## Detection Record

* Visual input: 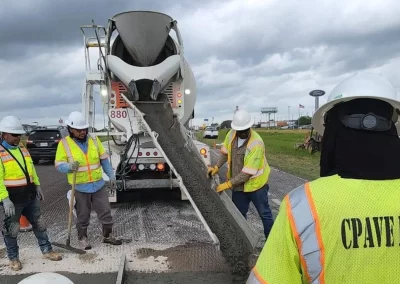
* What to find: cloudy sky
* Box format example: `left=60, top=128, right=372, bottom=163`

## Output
left=1, top=0, right=400, bottom=129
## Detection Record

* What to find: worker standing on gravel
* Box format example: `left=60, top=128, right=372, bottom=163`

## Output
left=55, top=111, right=122, bottom=250
left=207, top=109, right=274, bottom=240
left=247, top=73, right=400, bottom=284
left=0, top=116, right=62, bottom=271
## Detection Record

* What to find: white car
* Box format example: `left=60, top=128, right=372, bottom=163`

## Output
left=203, top=126, right=218, bottom=139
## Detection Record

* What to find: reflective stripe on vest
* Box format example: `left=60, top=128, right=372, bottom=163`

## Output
left=246, top=269, right=264, bottom=284
left=0, top=145, right=34, bottom=187
left=246, top=183, right=325, bottom=284
left=287, top=183, right=325, bottom=283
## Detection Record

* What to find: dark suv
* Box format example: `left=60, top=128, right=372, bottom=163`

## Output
left=26, top=126, right=69, bottom=164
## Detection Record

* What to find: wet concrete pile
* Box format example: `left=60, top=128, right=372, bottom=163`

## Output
left=136, top=95, right=252, bottom=283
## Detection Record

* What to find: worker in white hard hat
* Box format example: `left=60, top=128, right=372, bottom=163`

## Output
left=247, top=72, right=400, bottom=284
left=54, top=111, right=121, bottom=250
left=207, top=109, right=274, bottom=240
left=0, top=116, right=62, bottom=271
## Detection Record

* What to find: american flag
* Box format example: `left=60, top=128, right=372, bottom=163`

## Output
left=299, top=104, right=305, bottom=108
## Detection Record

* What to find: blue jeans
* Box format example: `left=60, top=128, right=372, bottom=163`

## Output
left=1, top=196, right=53, bottom=260
left=232, top=184, right=274, bottom=239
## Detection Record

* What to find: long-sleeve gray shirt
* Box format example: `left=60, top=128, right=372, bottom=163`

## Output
left=215, top=137, right=251, bottom=192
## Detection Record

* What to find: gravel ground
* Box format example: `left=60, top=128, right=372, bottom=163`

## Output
left=0, top=137, right=307, bottom=284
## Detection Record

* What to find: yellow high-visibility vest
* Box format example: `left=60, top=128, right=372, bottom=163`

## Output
left=247, top=174, right=400, bottom=284
left=0, top=144, right=34, bottom=187
left=220, top=129, right=270, bottom=192
left=55, top=135, right=108, bottom=185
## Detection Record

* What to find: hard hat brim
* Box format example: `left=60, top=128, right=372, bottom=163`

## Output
left=0, top=129, right=27, bottom=135
left=312, top=95, right=400, bottom=135
left=231, top=119, right=254, bottom=131
left=66, top=121, right=89, bottom=129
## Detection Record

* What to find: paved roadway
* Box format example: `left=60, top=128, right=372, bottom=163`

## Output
left=0, top=148, right=306, bottom=284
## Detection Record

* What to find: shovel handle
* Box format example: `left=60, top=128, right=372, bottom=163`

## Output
left=67, top=170, right=77, bottom=243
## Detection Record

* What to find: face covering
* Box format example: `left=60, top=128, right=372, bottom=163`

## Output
left=320, top=99, right=400, bottom=180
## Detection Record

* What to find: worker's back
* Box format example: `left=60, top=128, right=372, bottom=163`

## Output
left=249, top=174, right=400, bottom=284
left=305, top=174, right=400, bottom=283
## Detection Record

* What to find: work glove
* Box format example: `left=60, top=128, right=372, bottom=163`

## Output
left=2, top=197, right=15, bottom=217
left=36, top=185, right=44, bottom=201
left=109, top=178, right=117, bottom=189
left=68, top=161, right=80, bottom=171
left=216, top=181, right=232, bottom=193
left=207, top=166, right=219, bottom=178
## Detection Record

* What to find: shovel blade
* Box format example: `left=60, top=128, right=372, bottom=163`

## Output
left=52, top=242, right=86, bottom=254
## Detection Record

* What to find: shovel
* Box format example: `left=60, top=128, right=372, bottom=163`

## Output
left=52, top=170, right=86, bottom=254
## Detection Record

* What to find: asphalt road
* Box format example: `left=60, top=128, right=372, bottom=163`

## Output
left=0, top=149, right=306, bottom=284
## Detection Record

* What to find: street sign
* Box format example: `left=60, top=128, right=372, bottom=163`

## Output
left=204, top=118, right=209, bottom=121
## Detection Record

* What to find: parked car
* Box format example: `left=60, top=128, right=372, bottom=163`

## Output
left=203, top=126, right=218, bottom=139
left=26, top=126, right=69, bottom=164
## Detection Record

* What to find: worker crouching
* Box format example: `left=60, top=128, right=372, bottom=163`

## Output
left=247, top=72, right=400, bottom=283
left=55, top=111, right=121, bottom=250
left=0, top=116, right=62, bottom=271
left=208, top=109, right=274, bottom=240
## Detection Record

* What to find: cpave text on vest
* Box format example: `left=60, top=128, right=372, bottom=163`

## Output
left=341, top=217, right=399, bottom=249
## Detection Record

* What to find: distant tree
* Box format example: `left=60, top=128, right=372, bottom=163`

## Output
left=219, top=120, right=232, bottom=129
left=297, top=116, right=312, bottom=126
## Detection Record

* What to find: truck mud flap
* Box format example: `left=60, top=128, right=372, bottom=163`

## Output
left=133, top=94, right=255, bottom=280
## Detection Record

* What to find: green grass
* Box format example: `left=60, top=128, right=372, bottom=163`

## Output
left=196, top=129, right=321, bottom=181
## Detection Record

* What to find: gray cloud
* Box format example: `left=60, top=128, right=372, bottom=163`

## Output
left=1, top=0, right=400, bottom=128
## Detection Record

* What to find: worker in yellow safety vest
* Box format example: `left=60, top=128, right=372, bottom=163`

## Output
left=247, top=72, right=400, bottom=284
left=55, top=111, right=121, bottom=250
left=207, top=109, right=274, bottom=239
left=0, top=116, right=62, bottom=271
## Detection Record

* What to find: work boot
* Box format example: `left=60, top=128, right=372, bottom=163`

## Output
left=102, top=225, right=122, bottom=245
left=9, top=259, right=22, bottom=271
left=79, top=236, right=92, bottom=250
left=103, top=235, right=122, bottom=245
left=42, top=251, right=62, bottom=261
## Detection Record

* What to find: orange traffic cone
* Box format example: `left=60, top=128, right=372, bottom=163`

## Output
left=20, top=215, right=32, bottom=232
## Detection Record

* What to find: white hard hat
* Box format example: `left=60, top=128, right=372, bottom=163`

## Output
left=65, top=111, right=89, bottom=129
left=18, top=272, right=74, bottom=284
left=231, top=109, right=254, bottom=131
left=312, top=72, right=400, bottom=135
left=0, top=116, right=26, bottom=134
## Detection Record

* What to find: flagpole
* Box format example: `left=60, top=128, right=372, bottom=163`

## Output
left=298, top=104, right=300, bottom=125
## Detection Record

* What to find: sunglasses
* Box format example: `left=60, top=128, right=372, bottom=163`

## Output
left=10, top=134, right=22, bottom=137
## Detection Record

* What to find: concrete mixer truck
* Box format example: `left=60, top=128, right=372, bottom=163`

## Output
left=79, top=11, right=211, bottom=203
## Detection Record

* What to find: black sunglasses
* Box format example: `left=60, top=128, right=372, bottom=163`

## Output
left=10, top=134, right=22, bottom=137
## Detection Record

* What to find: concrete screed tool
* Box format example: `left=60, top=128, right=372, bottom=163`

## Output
left=52, top=170, right=86, bottom=254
